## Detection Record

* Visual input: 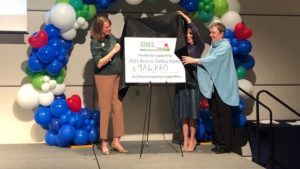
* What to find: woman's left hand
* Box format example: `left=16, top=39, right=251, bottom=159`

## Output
left=182, top=56, right=199, bottom=65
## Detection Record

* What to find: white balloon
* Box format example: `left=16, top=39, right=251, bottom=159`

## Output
left=41, top=83, right=51, bottom=92
left=49, top=3, right=76, bottom=32
left=43, top=11, right=51, bottom=25
left=43, top=76, right=50, bottom=83
left=228, top=0, right=241, bottom=13
left=238, top=79, right=254, bottom=99
left=204, top=16, right=221, bottom=29
left=73, top=22, right=79, bottom=30
left=52, top=83, right=66, bottom=95
left=125, top=0, right=143, bottom=5
left=169, top=0, right=181, bottom=3
left=38, top=91, right=54, bottom=106
left=61, top=28, right=77, bottom=40
left=49, top=80, right=57, bottom=89
left=220, top=11, right=242, bottom=30
left=16, top=84, right=39, bottom=109
left=76, top=17, right=86, bottom=27
left=81, top=22, right=89, bottom=30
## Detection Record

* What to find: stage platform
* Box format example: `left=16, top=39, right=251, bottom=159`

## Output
left=0, top=141, right=263, bottom=169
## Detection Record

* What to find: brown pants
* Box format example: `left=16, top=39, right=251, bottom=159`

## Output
left=94, top=75, right=125, bottom=140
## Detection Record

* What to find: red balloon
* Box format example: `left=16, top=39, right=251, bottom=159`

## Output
left=199, top=99, right=209, bottom=110
left=66, top=94, right=81, bottom=112
left=28, top=30, right=48, bottom=48
left=234, top=22, right=252, bottom=40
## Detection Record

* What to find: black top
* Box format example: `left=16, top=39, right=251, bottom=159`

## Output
left=184, top=22, right=205, bottom=86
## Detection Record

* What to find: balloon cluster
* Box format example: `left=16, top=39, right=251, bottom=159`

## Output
left=17, top=2, right=102, bottom=147
left=35, top=95, right=100, bottom=147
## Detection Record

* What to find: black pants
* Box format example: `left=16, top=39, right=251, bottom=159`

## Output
left=209, top=88, right=234, bottom=151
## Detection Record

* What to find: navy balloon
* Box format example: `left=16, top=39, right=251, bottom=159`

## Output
left=54, top=94, right=66, bottom=100
left=74, top=129, right=89, bottom=145
left=45, top=131, right=57, bottom=146
left=232, top=46, right=239, bottom=55
left=60, top=39, right=73, bottom=51
left=240, top=54, right=255, bottom=70
left=233, top=113, right=247, bottom=128
left=81, top=108, right=93, bottom=119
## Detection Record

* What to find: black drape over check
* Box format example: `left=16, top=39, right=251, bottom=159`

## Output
left=119, top=12, right=210, bottom=99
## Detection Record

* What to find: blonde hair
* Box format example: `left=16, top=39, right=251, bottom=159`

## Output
left=90, top=16, right=112, bottom=40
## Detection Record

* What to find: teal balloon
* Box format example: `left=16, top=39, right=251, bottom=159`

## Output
left=236, top=65, right=246, bottom=79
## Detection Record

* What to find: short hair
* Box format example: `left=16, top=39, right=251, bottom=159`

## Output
left=90, top=16, right=112, bottom=40
left=210, top=22, right=226, bottom=35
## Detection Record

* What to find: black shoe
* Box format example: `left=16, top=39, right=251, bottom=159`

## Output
left=211, top=145, right=220, bottom=152
left=215, top=147, right=231, bottom=154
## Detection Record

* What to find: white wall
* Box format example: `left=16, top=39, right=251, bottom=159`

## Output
left=0, top=0, right=299, bottom=152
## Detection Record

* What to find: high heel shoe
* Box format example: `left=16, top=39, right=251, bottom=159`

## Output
left=101, top=146, right=110, bottom=155
left=111, top=142, right=128, bottom=153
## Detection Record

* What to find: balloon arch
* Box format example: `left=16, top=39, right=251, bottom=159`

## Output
left=17, top=0, right=255, bottom=147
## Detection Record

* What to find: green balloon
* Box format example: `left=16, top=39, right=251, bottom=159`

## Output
left=198, top=2, right=205, bottom=10
left=213, top=0, right=228, bottom=17
left=81, top=4, right=89, bottom=20
left=69, top=0, right=83, bottom=10
left=56, top=0, right=69, bottom=4
left=32, top=74, right=44, bottom=90
left=203, top=4, right=213, bottom=12
left=198, top=11, right=213, bottom=22
left=236, top=66, right=247, bottom=80
left=55, top=74, right=65, bottom=84
left=86, top=5, right=97, bottom=21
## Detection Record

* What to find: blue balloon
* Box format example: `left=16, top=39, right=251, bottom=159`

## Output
left=233, top=97, right=245, bottom=113
left=224, top=29, right=235, bottom=40
left=57, top=124, right=76, bottom=145
left=54, top=94, right=66, bottom=100
left=196, top=120, right=205, bottom=141
left=45, top=131, right=57, bottom=146
left=46, top=59, right=63, bottom=76
left=96, top=0, right=111, bottom=10
left=27, top=53, right=44, bottom=72
left=181, top=0, right=199, bottom=12
left=56, top=48, right=69, bottom=66
left=89, top=128, right=99, bottom=143
left=37, top=45, right=55, bottom=64
left=34, top=106, right=52, bottom=126
left=44, top=24, right=60, bottom=40
left=60, top=39, right=73, bottom=51
left=232, top=46, right=239, bottom=55
left=230, top=38, right=239, bottom=47
left=74, top=129, right=89, bottom=145
left=48, top=39, right=63, bottom=51
left=69, top=114, right=84, bottom=128
left=50, top=99, right=68, bottom=118
left=49, top=118, right=60, bottom=134
left=59, top=113, right=70, bottom=126
left=81, top=108, right=93, bottom=119
left=238, top=40, right=252, bottom=55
